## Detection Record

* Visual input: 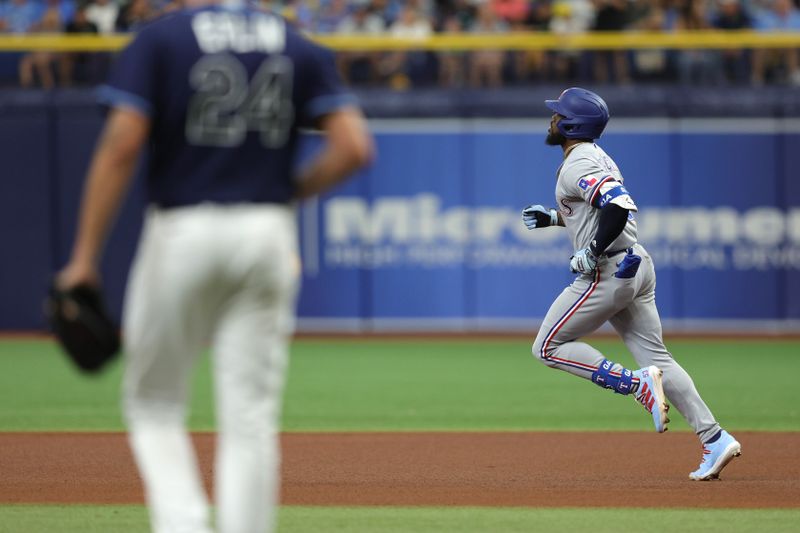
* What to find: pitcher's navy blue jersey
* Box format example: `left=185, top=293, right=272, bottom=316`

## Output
left=98, top=4, right=356, bottom=208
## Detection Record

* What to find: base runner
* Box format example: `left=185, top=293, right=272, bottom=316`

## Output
left=523, top=87, right=741, bottom=481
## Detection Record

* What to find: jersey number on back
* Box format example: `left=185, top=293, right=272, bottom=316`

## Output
left=186, top=53, right=293, bottom=148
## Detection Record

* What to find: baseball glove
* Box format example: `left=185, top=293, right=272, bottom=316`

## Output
left=45, top=282, right=120, bottom=373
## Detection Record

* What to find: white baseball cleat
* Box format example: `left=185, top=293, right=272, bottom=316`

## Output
left=689, top=430, right=742, bottom=481
left=633, top=366, right=670, bottom=433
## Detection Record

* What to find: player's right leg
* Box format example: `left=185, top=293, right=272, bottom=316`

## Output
left=122, top=209, right=217, bottom=533
left=211, top=206, right=299, bottom=533
left=212, top=301, right=294, bottom=533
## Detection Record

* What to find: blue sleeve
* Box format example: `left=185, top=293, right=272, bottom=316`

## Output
left=96, top=27, right=160, bottom=117
left=296, top=40, right=358, bottom=123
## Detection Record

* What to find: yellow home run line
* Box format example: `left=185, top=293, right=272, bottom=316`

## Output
left=1, top=31, right=800, bottom=52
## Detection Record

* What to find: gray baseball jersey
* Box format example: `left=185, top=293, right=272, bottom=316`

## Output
left=556, top=142, right=638, bottom=252
left=531, top=141, right=722, bottom=444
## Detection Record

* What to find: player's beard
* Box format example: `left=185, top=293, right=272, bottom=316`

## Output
left=545, top=129, right=566, bottom=146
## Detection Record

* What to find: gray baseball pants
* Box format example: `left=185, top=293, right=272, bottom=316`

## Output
left=532, top=243, right=721, bottom=444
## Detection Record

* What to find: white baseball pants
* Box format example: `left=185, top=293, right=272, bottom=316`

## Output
left=122, top=204, right=299, bottom=533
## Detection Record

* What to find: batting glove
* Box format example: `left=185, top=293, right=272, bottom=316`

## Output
left=570, top=247, right=598, bottom=274
left=522, top=205, right=559, bottom=230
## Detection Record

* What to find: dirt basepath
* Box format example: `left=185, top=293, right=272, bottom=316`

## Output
left=1, top=432, right=797, bottom=508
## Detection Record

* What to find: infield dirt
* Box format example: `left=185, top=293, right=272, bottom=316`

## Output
left=1, top=432, right=798, bottom=508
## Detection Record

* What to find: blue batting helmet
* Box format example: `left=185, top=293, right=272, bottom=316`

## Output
left=545, top=88, right=610, bottom=140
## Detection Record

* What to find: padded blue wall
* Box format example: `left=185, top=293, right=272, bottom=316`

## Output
left=294, top=124, right=799, bottom=329
left=1, top=94, right=797, bottom=330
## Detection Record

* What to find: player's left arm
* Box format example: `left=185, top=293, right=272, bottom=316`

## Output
left=57, top=108, right=150, bottom=289
left=588, top=204, right=630, bottom=257
left=587, top=178, right=637, bottom=256
left=569, top=175, right=638, bottom=274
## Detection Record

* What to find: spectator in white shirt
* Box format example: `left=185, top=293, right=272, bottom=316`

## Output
left=86, top=0, right=119, bottom=34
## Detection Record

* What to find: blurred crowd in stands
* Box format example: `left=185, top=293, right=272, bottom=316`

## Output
left=1, top=0, right=800, bottom=89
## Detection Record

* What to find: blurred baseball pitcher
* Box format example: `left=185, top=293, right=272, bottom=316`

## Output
left=56, top=1, right=373, bottom=531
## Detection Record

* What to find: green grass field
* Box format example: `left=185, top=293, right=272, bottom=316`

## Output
left=1, top=336, right=798, bottom=532
left=1, top=337, right=797, bottom=432
left=1, top=505, right=799, bottom=533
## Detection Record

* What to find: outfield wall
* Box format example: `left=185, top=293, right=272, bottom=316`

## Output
left=0, top=93, right=798, bottom=332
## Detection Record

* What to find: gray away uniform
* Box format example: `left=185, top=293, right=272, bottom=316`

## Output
left=531, top=142, right=720, bottom=443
